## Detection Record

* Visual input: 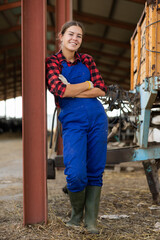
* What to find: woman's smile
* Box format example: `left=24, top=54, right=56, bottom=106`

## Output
left=60, top=25, right=83, bottom=52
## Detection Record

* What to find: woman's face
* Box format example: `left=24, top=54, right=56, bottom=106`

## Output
left=60, top=25, right=83, bottom=52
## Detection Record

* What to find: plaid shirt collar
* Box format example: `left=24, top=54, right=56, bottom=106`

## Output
left=56, top=50, right=81, bottom=65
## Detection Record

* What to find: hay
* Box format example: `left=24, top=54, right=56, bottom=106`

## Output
left=1, top=170, right=160, bottom=240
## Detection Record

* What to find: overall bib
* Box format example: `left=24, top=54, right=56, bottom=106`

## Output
left=58, top=61, right=108, bottom=192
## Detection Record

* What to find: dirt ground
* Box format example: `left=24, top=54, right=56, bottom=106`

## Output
left=0, top=133, right=160, bottom=240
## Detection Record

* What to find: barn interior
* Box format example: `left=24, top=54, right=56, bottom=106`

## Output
left=0, top=0, right=145, bottom=133
left=1, top=1, right=160, bottom=239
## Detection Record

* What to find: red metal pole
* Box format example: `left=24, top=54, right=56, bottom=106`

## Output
left=21, top=0, right=47, bottom=225
left=55, top=0, right=72, bottom=155
left=55, top=0, right=72, bottom=51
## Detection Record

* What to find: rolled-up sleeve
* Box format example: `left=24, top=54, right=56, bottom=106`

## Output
left=46, top=56, right=66, bottom=98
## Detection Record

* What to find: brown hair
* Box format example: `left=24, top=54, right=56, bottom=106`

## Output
left=59, top=20, right=85, bottom=36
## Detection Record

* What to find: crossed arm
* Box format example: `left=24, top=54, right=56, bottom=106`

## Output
left=75, top=87, right=105, bottom=98
left=62, top=82, right=105, bottom=98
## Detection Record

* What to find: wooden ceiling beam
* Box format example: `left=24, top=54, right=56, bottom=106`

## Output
left=0, top=1, right=21, bottom=11
left=0, top=25, right=55, bottom=35
left=85, top=34, right=130, bottom=49
left=0, top=2, right=136, bottom=43
left=81, top=47, right=130, bottom=62
left=47, top=4, right=135, bottom=31
left=0, top=42, right=20, bottom=53
left=125, top=0, right=145, bottom=4
left=74, top=11, right=135, bottom=31
left=0, top=25, right=21, bottom=34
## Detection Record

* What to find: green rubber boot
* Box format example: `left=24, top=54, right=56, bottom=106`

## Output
left=66, top=189, right=86, bottom=227
left=85, top=186, right=101, bottom=234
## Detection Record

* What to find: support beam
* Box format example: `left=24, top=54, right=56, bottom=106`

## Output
left=0, top=25, right=21, bottom=34
left=85, top=34, right=130, bottom=49
left=81, top=47, right=130, bottom=62
left=0, top=25, right=54, bottom=35
left=74, top=11, right=135, bottom=30
left=0, top=1, right=21, bottom=11
left=55, top=0, right=72, bottom=155
left=55, top=0, right=72, bottom=51
left=47, top=4, right=135, bottom=31
left=126, top=0, right=145, bottom=4
left=22, top=0, right=47, bottom=225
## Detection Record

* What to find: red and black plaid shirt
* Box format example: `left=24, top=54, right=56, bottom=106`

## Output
left=46, top=50, right=107, bottom=107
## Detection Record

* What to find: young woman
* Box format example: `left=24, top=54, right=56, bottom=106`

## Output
left=46, top=21, right=108, bottom=234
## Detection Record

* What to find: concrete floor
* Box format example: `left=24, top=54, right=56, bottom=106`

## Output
left=0, top=133, right=23, bottom=201
left=0, top=133, right=22, bottom=179
left=0, top=132, right=66, bottom=201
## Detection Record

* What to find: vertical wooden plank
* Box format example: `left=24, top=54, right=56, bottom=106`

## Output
left=137, top=25, right=141, bottom=85
left=22, top=0, right=47, bottom=225
left=130, top=38, right=134, bottom=90
left=156, top=1, right=160, bottom=76
left=149, top=3, right=156, bottom=77
left=140, top=17, right=146, bottom=83
left=145, top=3, right=149, bottom=78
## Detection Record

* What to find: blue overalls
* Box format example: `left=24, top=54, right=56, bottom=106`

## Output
left=58, top=60, right=108, bottom=193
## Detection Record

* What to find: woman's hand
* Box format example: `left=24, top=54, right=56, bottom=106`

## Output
left=62, top=81, right=92, bottom=98
left=61, top=78, right=95, bottom=98
left=58, top=74, right=70, bottom=85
